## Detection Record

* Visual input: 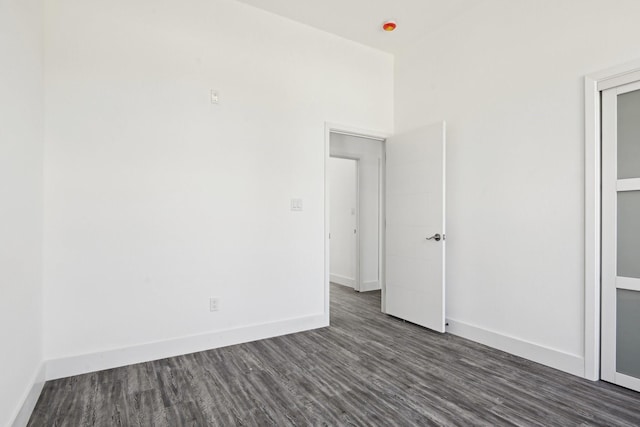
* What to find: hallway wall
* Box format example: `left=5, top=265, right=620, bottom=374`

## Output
left=0, top=0, right=45, bottom=424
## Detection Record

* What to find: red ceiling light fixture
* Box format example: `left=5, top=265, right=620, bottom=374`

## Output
left=382, top=20, right=397, bottom=32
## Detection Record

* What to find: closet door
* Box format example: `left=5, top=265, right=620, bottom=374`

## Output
left=602, top=81, right=640, bottom=392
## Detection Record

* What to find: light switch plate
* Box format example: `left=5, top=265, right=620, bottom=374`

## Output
left=291, top=198, right=303, bottom=211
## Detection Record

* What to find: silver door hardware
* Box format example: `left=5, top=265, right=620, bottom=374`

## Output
left=426, top=233, right=442, bottom=241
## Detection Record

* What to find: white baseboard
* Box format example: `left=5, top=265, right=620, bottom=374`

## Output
left=360, top=280, right=380, bottom=292
left=11, top=363, right=45, bottom=427
left=330, top=274, right=355, bottom=288
left=46, top=314, right=327, bottom=380
left=615, top=372, right=640, bottom=392
left=446, top=318, right=585, bottom=377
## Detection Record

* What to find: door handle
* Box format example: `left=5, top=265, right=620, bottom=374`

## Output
left=426, top=233, right=442, bottom=242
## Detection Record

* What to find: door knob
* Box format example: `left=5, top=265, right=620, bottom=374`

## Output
left=426, top=233, right=442, bottom=241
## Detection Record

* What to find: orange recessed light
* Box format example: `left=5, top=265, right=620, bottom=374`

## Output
left=382, top=21, right=397, bottom=32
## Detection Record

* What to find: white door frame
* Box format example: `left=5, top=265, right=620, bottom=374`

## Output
left=324, top=123, right=389, bottom=324
left=584, top=57, right=640, bottom=381
left=328, top=155, right=361, bottom=291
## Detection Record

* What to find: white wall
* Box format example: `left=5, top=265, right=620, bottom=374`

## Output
left=395, top=0, right=640, bottom=375
left=329, top=158, right=357, bottom=287
left=43, top=0, right=393, bottom=372
left=330, top=134, right=383, bottom=291
left=0, top=0, right=45, bottom=424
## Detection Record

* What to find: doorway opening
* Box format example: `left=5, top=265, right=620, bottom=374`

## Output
left=324, top=124, right=387, bottom=325
left=324, top=122, right=448, bottom=333
left=329, top=134, right=384, bottom=295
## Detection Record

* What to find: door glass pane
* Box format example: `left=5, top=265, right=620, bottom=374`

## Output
left=617, top=191, right=640, bottom=278
left=618, top=89, right=640, bottom=179
left=617, top=289, right=640, bottom=379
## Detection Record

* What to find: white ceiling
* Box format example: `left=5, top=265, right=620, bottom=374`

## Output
left=235, top=0, right=473, bottom=54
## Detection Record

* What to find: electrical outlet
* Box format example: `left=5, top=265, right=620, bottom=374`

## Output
left=209, top=297, right=220, bottom=312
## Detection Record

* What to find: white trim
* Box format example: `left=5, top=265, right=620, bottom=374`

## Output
left=326, top=123, right=389, bottom=142
left=617, top=276, right=640, bottom=292
left=360, top=280, right=380, bottom=292
left=355, top=159, right=361, bottom=292
left=325, top=124, right=331, bottom=325
left=46, top=314, right=326, bottom=380
left=601, top=85, right=618, bottom=383
left=10, top=363, right=45, bottom=427
left=325, top=122, right=389, bottom=324
left=584, top=59, right=640, bottom=381
left=584, top=73, right=601, bottom=381
left=446, top=319, right=585, bottom=377
left=380, top=148, right=387, bottom=313
left=609, top=78, right=640, bottom=95
left=593, top=57, right=640, bottom=90
left=615, top=372, right=640, bottom=392
left=330, top=129, right=385, bottom=142
left=617, top=178, right=640, bottom=192
left=330, top=274, right=355, bottom=288
left=441, top=122, right=447, bottom=331
left=598, top=69, right=640, bottom=91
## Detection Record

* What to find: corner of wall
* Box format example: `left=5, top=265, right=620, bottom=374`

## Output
left=10, top=363, right=46, bottom=427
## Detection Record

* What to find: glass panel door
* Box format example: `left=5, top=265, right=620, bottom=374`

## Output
left=602, top=82, right=640, bottom=392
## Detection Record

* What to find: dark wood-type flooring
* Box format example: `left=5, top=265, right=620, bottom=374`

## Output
left=29, top=284, right=640, bottom=426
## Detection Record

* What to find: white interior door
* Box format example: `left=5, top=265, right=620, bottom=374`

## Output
left=602, top=81, right=640, bottom=392
left=385, top=121, right=446, bottom=332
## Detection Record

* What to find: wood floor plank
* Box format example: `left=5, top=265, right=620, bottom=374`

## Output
left=28, top=284, right=640, bottom=426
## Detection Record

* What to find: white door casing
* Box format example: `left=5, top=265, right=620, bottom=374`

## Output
left=385, top=121, right=446, bottom=332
